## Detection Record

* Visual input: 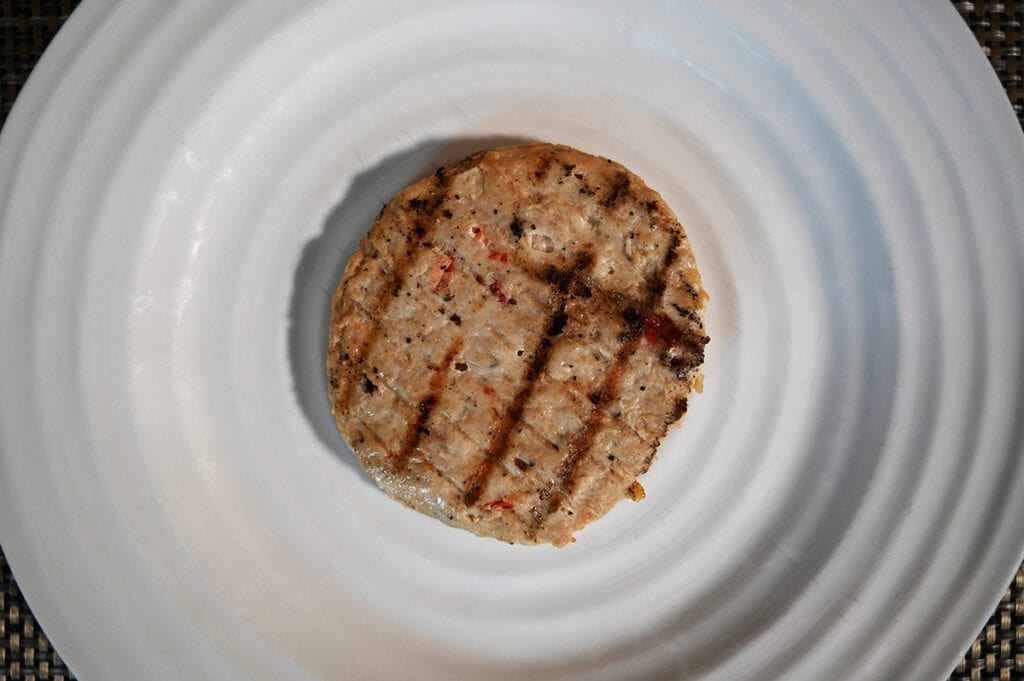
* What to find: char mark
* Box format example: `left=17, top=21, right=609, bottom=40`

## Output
left=533, top=338, right=634, bottom=520
left=334, top=169, right=458, bottom=412
left=463, top=253, right=595, bottom=507
left=534, top=154, right=553, bottom=179
left=671, top=303, right=700, bottom=323
left=390, top=338, right=463, bottom=471
left=545, top=266, right=573, bottom=292
left=668, top=398, right=687, bottom=423
left=509, top=216, right=525, bottom=240
left=463, top=298, right=568, bottom=506
left=663, top=233, right=680, bottom=268
left=602, top=172, right=630, bottom=208
left=534, top=227, right=683, bottom=527
left=620, top=307, right=644, bottom=342
left=408, top=197, right=434, bottom=214
left=546, top=310, right=569, bottom=337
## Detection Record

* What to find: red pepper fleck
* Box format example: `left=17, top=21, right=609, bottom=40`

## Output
left=489, top=251, right=509, bottom=264
left=489, top=280, right=508, bottom=304
left=470, top=225, right=485, bottom=241
left=642, top=313, right=682, bottom=346
left=487, top=499, right=515, bottom=509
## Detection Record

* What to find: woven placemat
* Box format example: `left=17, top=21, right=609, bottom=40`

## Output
left=1, top=2, right=1022, bottom=680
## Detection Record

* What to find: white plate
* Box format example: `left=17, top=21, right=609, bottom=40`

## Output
left=2, top=2, right=1023, bottom=680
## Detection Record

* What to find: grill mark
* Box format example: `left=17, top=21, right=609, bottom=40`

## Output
left=461, top=250, right=595, bottom=507
left=349, top=411, right=466, bottom=508
left=462, top=295, right=570, bottom=507
left=457, top=224, right=699, bottom=514
left=501, top=248, right=651, bottom=318
left=334, top=172, right=456, bottom=413
left=450, top=180, right=686, bottom=315
left=498, top=232, right=695, bottom=320
left=602, top=171, right=631, bottom=208
left=453, top=252, right=658, bottom=438
left=671, top=302, right=702, bottom=325
left=392, top=338, right=464, bottom=472
left=534, top=153, right=553, bottom=179
left=533, top=335, right=640, bottom=520
left=351, top=374, right=485, bottom=479
left=664, top=232, right=681, bottom=269
left=348, top=242, right=610, bottom=499
left=533, top=232, right=682, bottom=525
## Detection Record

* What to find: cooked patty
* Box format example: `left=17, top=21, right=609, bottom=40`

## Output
left=327, top=143, right=708, bottom=546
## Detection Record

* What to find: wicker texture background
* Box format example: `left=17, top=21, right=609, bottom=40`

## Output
left=0, top=1, right=1022, bottom=680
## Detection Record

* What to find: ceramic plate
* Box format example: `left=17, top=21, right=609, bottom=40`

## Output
left=2, top=2, right=1023, bottom=680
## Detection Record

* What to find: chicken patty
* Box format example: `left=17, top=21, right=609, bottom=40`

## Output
left=327, top=143, right=708, bottom=546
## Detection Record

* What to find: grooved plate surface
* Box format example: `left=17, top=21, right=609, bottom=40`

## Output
left=1, top=2, right=1023, bottom=680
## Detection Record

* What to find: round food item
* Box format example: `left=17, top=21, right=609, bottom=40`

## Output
left=327, top=143, right=709, bottom=546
